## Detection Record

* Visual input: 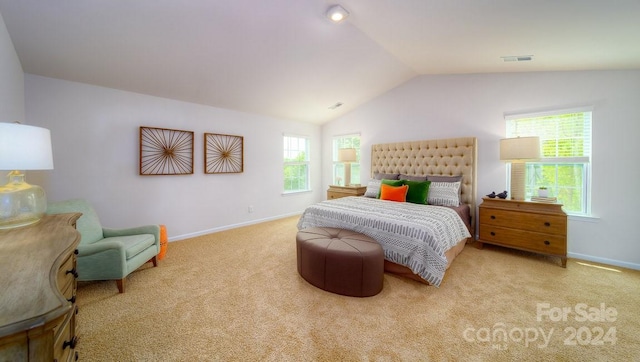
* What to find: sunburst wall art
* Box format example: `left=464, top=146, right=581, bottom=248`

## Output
left=139, top=126, right=194, bottom=175
left=205, top=133, right=244, bottom=174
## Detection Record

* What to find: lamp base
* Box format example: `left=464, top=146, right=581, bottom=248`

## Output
left=0, top=171, right=47, bottom=229
left=344, top=163, right=352, bottom=186
left=510, top=162, right=526, bottom=201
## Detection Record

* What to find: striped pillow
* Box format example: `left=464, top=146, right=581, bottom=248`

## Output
left=428, top=181, right=461, bottom=206
left=364, top=179, right=382, bottom=198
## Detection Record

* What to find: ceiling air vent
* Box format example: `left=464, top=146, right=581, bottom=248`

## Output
left=328, top=102, right=343, bottom=110
left=501, top=55, right=534, bottom=62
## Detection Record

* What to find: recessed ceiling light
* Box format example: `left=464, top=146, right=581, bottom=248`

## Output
left=501, top=55, right=534, bottom=62
left=326, top=5, right=349, bottom=23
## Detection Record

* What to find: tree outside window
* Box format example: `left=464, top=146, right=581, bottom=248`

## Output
left=283, top=135, right=310, bottom=193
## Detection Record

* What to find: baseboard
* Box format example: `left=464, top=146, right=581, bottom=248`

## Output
left=168, top=212, right=302, bottom=242
left=568, top=252, right=640, bottom=271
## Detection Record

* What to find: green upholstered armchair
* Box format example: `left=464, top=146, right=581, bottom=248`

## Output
left=46, top=198, right=160, bottom=293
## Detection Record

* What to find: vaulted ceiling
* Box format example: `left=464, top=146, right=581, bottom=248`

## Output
left=1, top=0, right=638, bottom=124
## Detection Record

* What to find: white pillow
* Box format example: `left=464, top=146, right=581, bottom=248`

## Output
left=428, top=181, right=461, bottom=206
left=364, top=179, right=382, bottom=198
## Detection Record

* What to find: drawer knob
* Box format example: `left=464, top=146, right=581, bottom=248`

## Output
left=63, top=336, right=78, bottom=349
left=490, top=232, right=495, bottom=236
left=490, top=215, right=496, bottom=220
left=66, top=268, right=79, bottom=278
left=544, top=240, right=550, bottom=245
left=544, top=222, right=551, bottom=227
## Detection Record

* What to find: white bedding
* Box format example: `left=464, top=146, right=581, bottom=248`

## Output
left=297, top=196, right=471, bottom=287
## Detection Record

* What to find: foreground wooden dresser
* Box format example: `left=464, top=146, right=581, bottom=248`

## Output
left=477, top=197, right=567, bottom=267
left=0, top=213, right=82, bottom=361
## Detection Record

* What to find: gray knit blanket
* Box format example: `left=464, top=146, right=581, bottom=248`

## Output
left=297, top=196, right=471, bottom=287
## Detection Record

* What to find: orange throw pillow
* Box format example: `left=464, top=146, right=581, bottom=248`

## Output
left=379, top=184, right=408, bottom=202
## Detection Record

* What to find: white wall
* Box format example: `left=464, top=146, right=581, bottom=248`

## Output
left=25, top=75, right=322, bottom=240
left=0, top=11, right=24, bottom=122
left=322, top=70, right=640, bottom=270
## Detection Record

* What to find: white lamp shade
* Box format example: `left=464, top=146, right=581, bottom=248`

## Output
left=0, top=123, right=54, bottom=170
left=338, top=148, right=357, bottom=163
left=500, top=136, right=540, bottom=161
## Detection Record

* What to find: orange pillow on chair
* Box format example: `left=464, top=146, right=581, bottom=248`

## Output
left=379, top=184, right=408, bottom=202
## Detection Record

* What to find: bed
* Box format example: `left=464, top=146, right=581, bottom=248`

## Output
left=297, top=137, right=477, bottom=286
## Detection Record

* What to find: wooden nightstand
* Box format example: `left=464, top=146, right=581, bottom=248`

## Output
left=327, top=185, right=367, bottom=200
left=477, top=197, right=567, bottom=267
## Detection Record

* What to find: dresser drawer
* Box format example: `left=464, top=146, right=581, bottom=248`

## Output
left=327, top=186, right=366, bottom=200
left=479, top=208, right=567, bottom=236
left=56, top=253, right=77, bottom=291
left=53, top=312, right=77, bottom=362
left=479, top=224, right=566, bottom=255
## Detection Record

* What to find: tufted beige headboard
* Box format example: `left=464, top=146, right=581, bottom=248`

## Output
left=371, top=137, right=478, bottom=230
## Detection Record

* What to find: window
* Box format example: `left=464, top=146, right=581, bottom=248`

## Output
left=283, top=135, right=310, bottom=193
left=506, top=109, right=592, bottom=215
left=332, top=134, right=361, bottom=186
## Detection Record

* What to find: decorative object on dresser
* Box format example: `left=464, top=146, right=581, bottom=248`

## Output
left=204, top=133, right=244, bottom=174
left=531, top=196, right=558, bottom=204
left=47, top=198, right=161, bottom=293
left=0, top=213, right=81, bottom=361
left=0, top=122, right=54, bottom=229
left=338, top=148, right=357, bottom=186
left=477, top=197, right=567, bottom=267
left=139, top=126, right=194, bottom=175
left=500, top=136, right=540, bottom=200
left=537, top=186, right=549, bottom=198
left=327, top=185, right=366, bottom=200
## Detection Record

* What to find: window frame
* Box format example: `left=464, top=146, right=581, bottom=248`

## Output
left=505, top=107, right=592, bottom=215
left=332, top=134, right=361, bottom=186
left=282, top=134, right=311, bottom=194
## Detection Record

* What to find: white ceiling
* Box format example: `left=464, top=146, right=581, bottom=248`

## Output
left=1, top=0, right=639, bottom=124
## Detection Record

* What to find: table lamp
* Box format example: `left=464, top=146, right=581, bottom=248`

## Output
left=500, top=136, right=539, bottom=201
left=338, top=148, right=357, bottom=186
left=0, top=122, right=54, bottom=229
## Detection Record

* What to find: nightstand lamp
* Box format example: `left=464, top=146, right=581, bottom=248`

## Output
left=0, top=122, right=54, bottom=229
left=500, top=136, right=539, bottom=201
left=338, top=148, right=357, bottom=186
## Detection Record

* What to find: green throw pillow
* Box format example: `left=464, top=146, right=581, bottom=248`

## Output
left=378, top=179, right=404, bottom=198
left=402, top=180, right=431, bottom=205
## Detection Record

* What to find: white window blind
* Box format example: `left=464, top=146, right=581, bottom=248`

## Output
left=506, top=111, right=592, bottom=162
left=505, top=109, right=592, bottom=215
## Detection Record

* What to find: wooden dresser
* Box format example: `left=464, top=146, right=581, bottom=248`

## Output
left=0, top=213, right=82, bottom=361
left=477, top=197, right=567, bottom=267
left=327, top=185, right=367, bottom=200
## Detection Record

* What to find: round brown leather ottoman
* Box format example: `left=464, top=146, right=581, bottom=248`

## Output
left=296, top=227, right=384, bottom=297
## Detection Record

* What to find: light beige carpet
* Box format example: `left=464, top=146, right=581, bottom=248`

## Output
left=76, top=216, right=640, bottom=361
